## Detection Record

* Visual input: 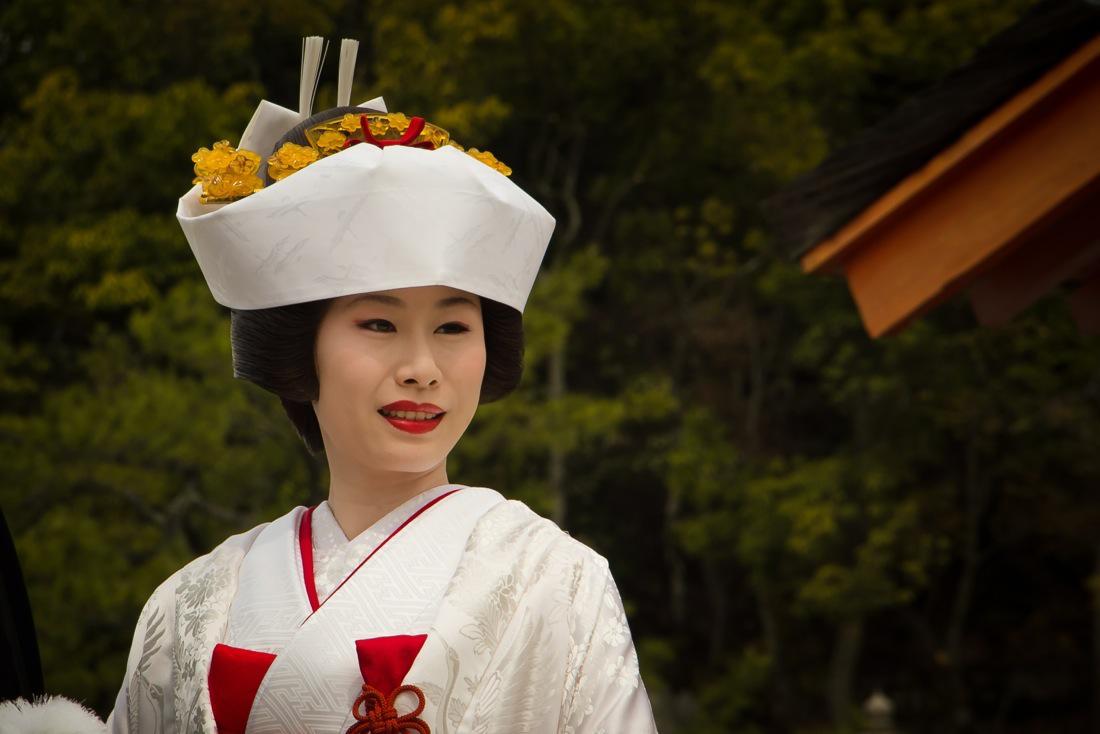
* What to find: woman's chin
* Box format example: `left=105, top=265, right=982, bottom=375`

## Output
left=356, top=444, right=448, bottom=475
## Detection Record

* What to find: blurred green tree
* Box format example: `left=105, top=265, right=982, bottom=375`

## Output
left=7, top=2, right=1100, bottom=734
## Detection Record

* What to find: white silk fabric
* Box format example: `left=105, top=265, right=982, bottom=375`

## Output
left=227, top=485, right=496, bottom=732
left=176, top=131, right=556, bottom=313
left=309, top=500, right=362, bottom=601
left=106, top=487, right=659, bottom=733
left=177, top=94, right=556, bottom=315
left=308, top=492, right=457, bottom=601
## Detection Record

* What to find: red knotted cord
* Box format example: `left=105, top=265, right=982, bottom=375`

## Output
left=345, top=683, right=430, bottom=734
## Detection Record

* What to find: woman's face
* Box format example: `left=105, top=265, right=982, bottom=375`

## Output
left=312, top=284, right=486, bottom=474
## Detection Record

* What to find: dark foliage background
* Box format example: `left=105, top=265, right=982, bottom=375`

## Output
left=4, top=1, right=1098, bottom=731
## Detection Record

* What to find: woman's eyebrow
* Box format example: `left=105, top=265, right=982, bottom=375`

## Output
left=342, top=294, right=477, bottom=310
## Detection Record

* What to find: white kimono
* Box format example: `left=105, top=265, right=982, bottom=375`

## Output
left=105, top=485, right=658, bottom=733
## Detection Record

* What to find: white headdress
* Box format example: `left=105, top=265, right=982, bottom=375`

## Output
left=176, top=37, right=555, bottom=313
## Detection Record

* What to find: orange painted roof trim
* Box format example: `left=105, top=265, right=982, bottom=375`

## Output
left=800, top=33, right=1100, bottom=275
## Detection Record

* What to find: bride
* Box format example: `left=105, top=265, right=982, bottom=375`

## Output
left=98, top=37, right=658, bottom=734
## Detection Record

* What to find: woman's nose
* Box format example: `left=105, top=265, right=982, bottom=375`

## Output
left=395, top=338, right=442, bottom=387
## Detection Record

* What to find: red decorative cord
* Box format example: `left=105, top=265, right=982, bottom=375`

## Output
left=344, top=115, right=436, bottom=151
left=345, top=683, right=430, bottom=734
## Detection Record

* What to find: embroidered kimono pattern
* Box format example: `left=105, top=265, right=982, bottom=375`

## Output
left=309, top=486, right=464, bottom=601
left=106, top=489, right=658, bottom=733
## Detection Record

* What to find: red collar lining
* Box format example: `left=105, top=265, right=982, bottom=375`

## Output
left=297, top=505, right=322, bottom=611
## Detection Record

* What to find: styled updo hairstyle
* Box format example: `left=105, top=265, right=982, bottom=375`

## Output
left=230, top=105, right=525, bottom=456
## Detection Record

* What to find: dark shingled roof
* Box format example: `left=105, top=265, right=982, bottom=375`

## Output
left=765, top=0, right=1100, bottom=261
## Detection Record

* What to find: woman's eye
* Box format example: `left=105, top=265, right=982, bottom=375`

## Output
left=357, top=319, right=395, bottom=332
left=356, top=319, right=468, bottom=334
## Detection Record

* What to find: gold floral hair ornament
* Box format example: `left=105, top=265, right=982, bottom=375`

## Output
left=191, top=141, right=264, bottom=204
left=192, top=112, right=512, bottom=204
left=267, top=142, right=320, bottom=181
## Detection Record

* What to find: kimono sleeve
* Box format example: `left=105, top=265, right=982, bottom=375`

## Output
left=560, top=553, right=658, bottom=733
left=105, top=577, right=177, bottom=734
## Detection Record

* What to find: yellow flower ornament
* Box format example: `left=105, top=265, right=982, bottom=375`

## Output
left=466, top=149, right=512, bottom=177
left=191, top=141, right=264, bottom=204
left=191, top=112, right=512, bottom=203
left=315, top=130, right=347, bottom=154
left=267, top=142, right=320, bottom=182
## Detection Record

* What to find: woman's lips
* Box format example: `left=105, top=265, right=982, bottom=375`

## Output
left=380, top=412, right=444, bottom=434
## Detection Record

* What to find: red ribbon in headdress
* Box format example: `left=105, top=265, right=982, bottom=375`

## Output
left=343, top=115, right=437, bottom=150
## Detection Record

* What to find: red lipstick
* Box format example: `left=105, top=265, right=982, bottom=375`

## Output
left=382, top=401, right=445, bottom=413
left=379, top=401, right=446, bottom=434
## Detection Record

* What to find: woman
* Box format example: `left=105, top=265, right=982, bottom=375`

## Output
left=102, top=37, right=658, bottom=733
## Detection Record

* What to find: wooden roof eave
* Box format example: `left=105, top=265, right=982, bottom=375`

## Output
left=799, top=33, right=1100, bottom=338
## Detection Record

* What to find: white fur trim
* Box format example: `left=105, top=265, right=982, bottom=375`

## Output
left=0, top=696, right=105, bottom=733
